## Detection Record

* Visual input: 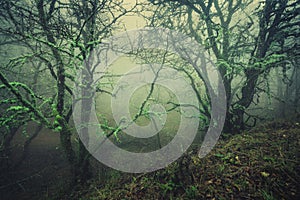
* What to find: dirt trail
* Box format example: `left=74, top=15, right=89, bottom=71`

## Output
left=0, top=125, right=70, bottom=200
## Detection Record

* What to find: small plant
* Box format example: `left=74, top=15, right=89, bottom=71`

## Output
left=260, top=189, right=276, bottom=200
left=185, top=185, right=198, bottom=199
left=159, top=180, right=176, bottom=196
left=217, top=164, right=226, bottom=174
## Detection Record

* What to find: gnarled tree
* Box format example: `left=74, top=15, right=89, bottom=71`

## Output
left=0, top=0, right=137, bottom=182
left=146, top=0, right=300, bottom=133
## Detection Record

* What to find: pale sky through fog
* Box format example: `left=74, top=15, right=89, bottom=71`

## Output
left=122, top=15, right=146, bottom=30
left=121, top=0, right=146, bottom=30
left=120, top=0, right=258, bottom=31
left=107, top=0, right=147, bottom=74
left=106, top=0, right=259, bottom=80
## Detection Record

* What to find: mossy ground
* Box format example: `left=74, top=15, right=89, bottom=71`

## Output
left=66, top=121, right=299, bottom=200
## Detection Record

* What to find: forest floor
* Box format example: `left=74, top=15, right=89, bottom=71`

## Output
left=0, top=120, right=299, bottom=200
left=0, top=126, right=71, bottom=200
left=67, top=120, right=300, bottom=200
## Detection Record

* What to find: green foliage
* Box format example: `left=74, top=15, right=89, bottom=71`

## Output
left=185, top=185, right=198, bottom=199
left=253, top=54, right=286, bottom=71
left=217, top=59, right=232, bottom=74
left=215, top=152, right=240, bottom=165
left=51, top=103, right=58, bottom=116
left=260, top=189, right=276, bottom=200
left=262, top=156, right=276, bottom=163
left=113, top=126, right=121, bottom=142
left=54, top=126, right=62, bottom=132
left=8, top=54, right=33, bottom=69
left=53, top=113, right=63, bottom=132
left=232, top=103, right=246, bottom=111
left=159, top=180, right=176, bottom=196
left=6, top=105, right=29, bottom=112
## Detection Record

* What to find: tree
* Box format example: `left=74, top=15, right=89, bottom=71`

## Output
left=0, top=0, right=137, bottom=183
left=233, top=0, right=300, bottom=129
left=146, top=0, right=300, bottom=132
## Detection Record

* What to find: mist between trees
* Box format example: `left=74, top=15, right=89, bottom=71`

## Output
left=0, top=0, right=299, bottom=188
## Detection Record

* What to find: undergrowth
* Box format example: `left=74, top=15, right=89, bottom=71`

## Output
left=67, top=121, right=300, bottom=200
